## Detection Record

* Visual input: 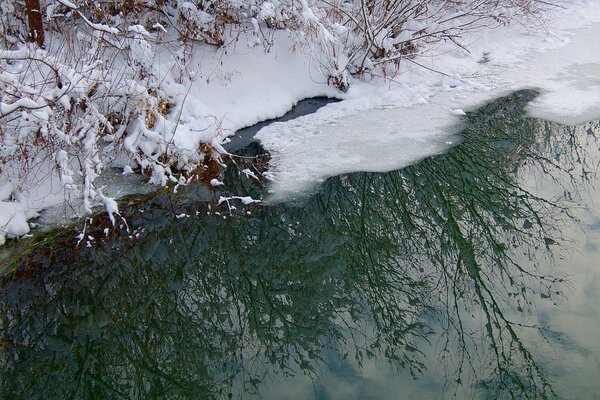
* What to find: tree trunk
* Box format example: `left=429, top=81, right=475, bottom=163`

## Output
left=25, top=0, right=45, bottom=47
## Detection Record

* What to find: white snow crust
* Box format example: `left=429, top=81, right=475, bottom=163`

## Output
left=257, top=1, right=600, bottom=200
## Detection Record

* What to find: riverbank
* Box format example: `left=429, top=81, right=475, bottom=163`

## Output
left=2, top=0, right=600, bottom=245
left=0, top=95, right=328, bottom=272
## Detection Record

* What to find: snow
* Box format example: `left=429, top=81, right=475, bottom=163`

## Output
left=218, top=196, right=261, bottom=206
left=161, top=30, right=340, bottom=142
left=56, top=0, right=77, bottom=9
left=241, top=169, right=259, bottom=181
left=0, top=199, right=30, bottom=246
left=0, top=98, right=40, bottom=117
left=98, top=195, right=120, bottom=226
left=256, top=0, right=600, bottom=200
left=55, top=0, right=121, bottom=34
left=523, top=31, right=600, bottom=125
left=259, top=3, right=276, bottom=20
left=0, top=182, right=31, bottom=244
left=0, top=182, right=13, bottom=201
left=258, top=98, right=461, bottom=199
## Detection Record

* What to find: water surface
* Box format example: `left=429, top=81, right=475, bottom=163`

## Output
left=1, top=91, right=599, bottom=399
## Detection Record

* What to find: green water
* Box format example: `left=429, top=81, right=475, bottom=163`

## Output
left=1, top=91, right=599, bottom=399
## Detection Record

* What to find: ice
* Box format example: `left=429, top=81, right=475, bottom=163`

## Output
left=257, top=6, right=600, bottom=201
left=520, top=25, right=600, bottom=124
left=257, top=100, right=461, bottom=200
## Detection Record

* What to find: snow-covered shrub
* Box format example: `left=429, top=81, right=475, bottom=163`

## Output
left=1, top=1, right=206, bottom=221
left=250, top=0, right=556, bottom=89
left=2, top=4, right=160, bottom=216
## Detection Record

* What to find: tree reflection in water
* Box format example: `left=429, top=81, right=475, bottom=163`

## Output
left=1, top=91, right=598, bottom=399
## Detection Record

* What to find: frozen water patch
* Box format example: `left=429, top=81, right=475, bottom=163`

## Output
left=258, top=100, right=461, bottom=200
left=258, top=7, right=600, bottom=200
left=521, top=25, right=600, bottom=124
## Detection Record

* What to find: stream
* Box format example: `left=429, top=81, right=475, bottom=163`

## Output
left=1, top=91, right=599, bottom=399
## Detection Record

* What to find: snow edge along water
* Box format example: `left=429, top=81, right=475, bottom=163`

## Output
left=3, top=0, right=600, bottom=245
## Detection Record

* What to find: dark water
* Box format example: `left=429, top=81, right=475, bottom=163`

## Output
left=1, top=91, right=599, bottom=399
left=223, top=97, right=339, bottom=153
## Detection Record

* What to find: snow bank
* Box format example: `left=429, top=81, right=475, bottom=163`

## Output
left=257, top=0, right=600, bottom=200
left=154, top=30, right=340, bottom=151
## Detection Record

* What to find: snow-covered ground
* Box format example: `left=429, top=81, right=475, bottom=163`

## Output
left=2, top=0, right=600, bottom=244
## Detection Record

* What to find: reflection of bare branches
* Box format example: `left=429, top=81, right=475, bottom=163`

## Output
left=0, top=91, right=597, bottom=399
left=312, top=91, right=595, bottom=399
